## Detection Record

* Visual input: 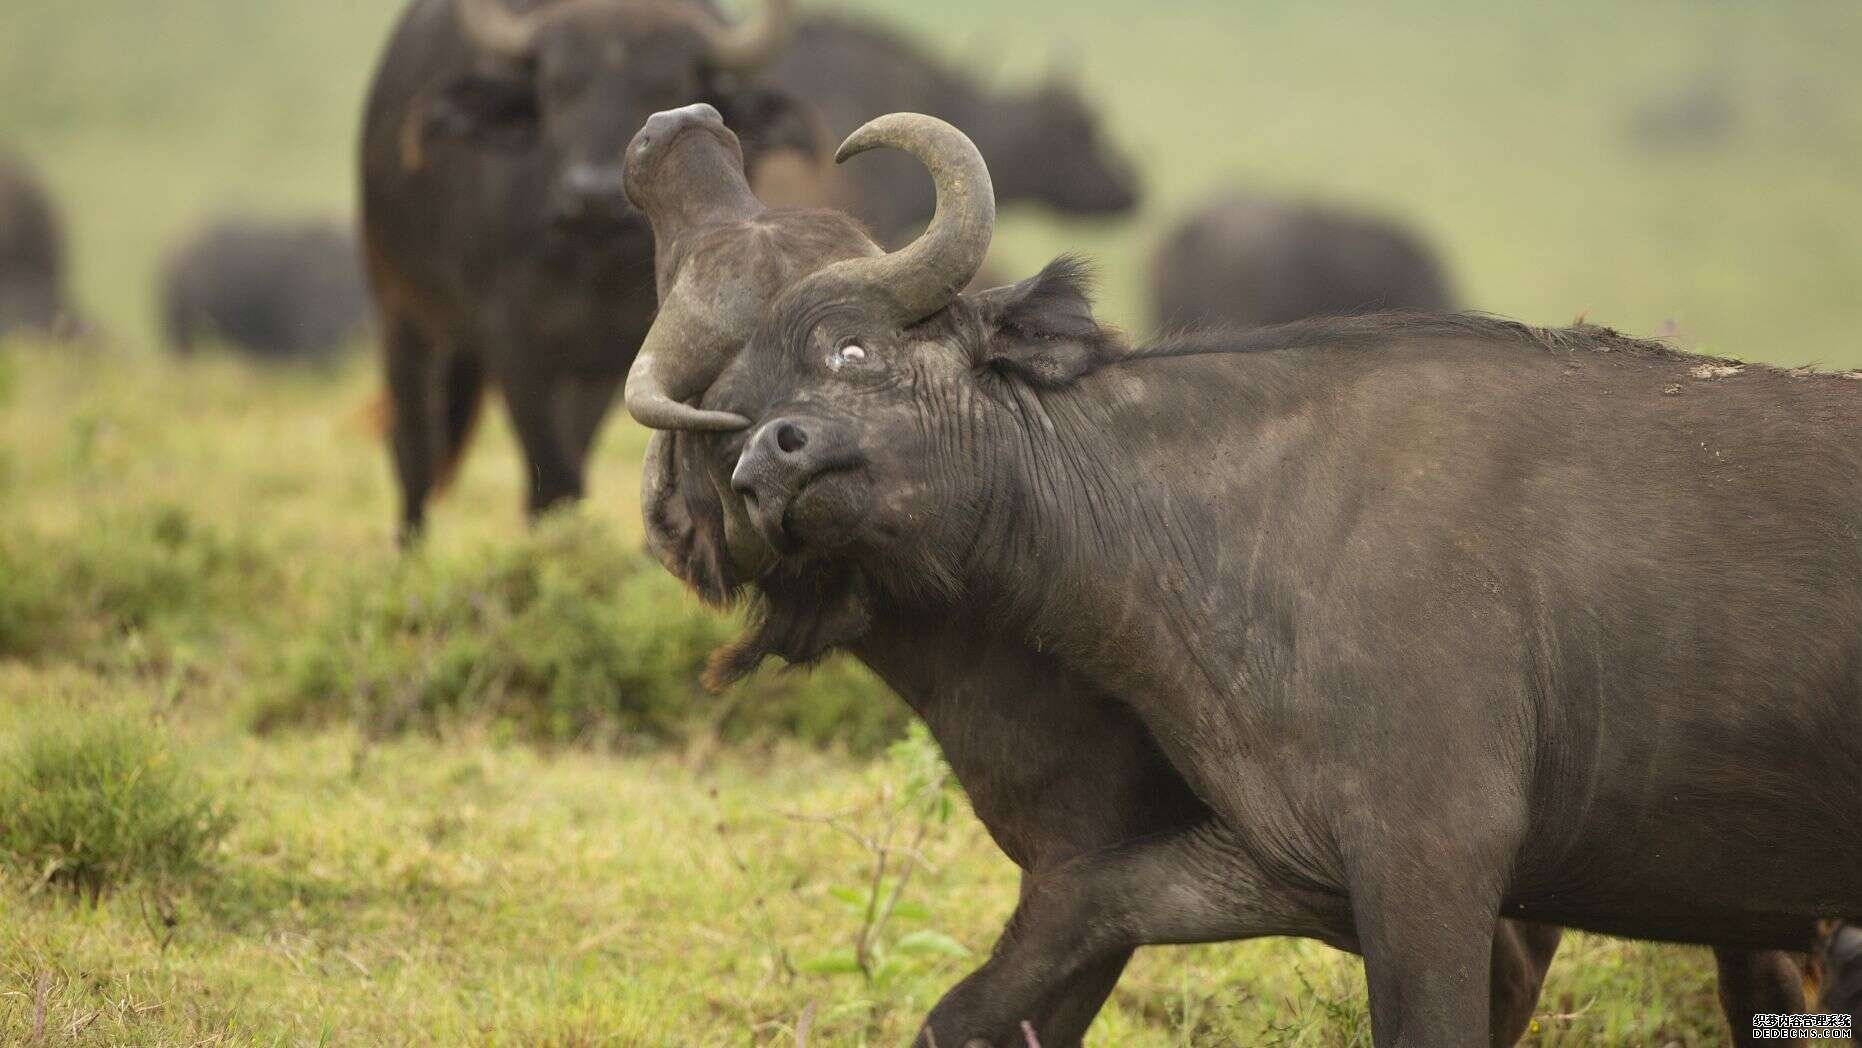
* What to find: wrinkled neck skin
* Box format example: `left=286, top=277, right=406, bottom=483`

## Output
left=861, top=351, right=1352, bottom=935
left=905, top=355, right=1291, bottom=749
left=844, top=351, right=1348, bottom=901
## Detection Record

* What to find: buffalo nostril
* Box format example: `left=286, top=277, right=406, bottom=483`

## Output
left=774, top=421, right=808, bottom=455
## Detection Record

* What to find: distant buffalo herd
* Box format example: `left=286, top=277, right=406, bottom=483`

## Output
left=0, top=148, right=76, bottom=339
left=161, top=218, right=371, bottom=360
left=4, top=2, right=1858, bottom=1045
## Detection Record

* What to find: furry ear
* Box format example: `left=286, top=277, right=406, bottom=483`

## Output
left=424, top=72, right=541, bottom=151
left=970, top=255, right=1118, bottom=388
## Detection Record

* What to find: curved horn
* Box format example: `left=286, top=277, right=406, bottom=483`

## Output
left=820, top=114, right=995, bottom=323
left=457, top=0, right=544, bottom=58
left=625, top=296, right=752, bottom=431
left=695, top=0, right=795, bottom=72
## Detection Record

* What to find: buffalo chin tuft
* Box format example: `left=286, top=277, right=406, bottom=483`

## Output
left=700, top=562, right=875, bottom=690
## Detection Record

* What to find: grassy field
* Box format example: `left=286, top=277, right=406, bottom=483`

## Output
left=3, top=0, right=1860, bottom=1044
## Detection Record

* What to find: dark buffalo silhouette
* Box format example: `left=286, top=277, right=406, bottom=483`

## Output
left=0, top=149, right=74, bottom=339
left=631, top=113, right=1862, bottom=1047
left=1149, top=190, right=1455, bottom=333
left=762, top=12, right=1137, bottom=245
left=161, top=217, right=369, bottom=360
left=359, top=0, right=811, bottom=540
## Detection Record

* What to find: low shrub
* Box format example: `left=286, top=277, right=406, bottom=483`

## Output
left=0, top=501, right=270, bottom=660
left=0, top=713, right=234, bottom=901
left=255, top=511, right=907, bottom=753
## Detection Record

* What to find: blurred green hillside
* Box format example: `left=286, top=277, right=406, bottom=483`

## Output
left=3, top=0, right=1860, bottom=365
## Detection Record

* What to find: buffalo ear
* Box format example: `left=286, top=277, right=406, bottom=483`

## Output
left=425, top=72, right=541, bottom=151
left=971, top=255, right=1117, bottom=388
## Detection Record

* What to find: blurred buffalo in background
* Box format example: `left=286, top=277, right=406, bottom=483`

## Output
left=763, top=12, right=1138, bottom=244
left=0, top=148, right=76, bottom=339
left=1148, top=190, right=1454, bottom=332
left=1623, top=71, right=1737, bottom=152
left=360, top=0, right=815, bottom=540
left=161, top=217, right=369, bottom=360
left=1819, top=923, right=1862, bottom=1017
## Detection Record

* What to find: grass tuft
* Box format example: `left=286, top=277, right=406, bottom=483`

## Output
left=0, top=501, right=270, bottom=660
left=0, top=711, right=233, bottom=901
left=252, top=510, right=907, bottom=753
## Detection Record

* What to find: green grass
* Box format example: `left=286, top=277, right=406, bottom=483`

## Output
left=3, top=0, right=1857, bottom=1042
left=0, top=708, right=233, bottom=902
left=0, top=688, right=1735, bottom=1047
left=252, top=510, right=902, bottom=753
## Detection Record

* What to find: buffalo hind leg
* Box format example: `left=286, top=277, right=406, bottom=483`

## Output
left=383, top=310, right=439, bottom=545
left=1718, top=948, right=1811, bottom=1048
left=502, top=369, right=584, bottom=519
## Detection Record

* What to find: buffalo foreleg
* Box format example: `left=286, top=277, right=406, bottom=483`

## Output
left=502, top=368, right=585, bottom=518
left=553, top=371, right=622, bottom=504
left=916, top=823, right=1277, bottom=1048
left=1350, top=843, right=1511, bottom=1048
left=384, top=311, right=439, bottom=544
left=917, top=828, right=1567, bottom=1048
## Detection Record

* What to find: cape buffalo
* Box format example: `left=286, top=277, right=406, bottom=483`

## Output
left=0, top=149, right=74, bottom=339
left=161, top=217, right=370, bottom=360
left=762, top=12, right=1137, bottom=245
left=359, top=0, right=811, bottom=540
left=632, top=113, right=1861, bottom=1046
left=1149, top=190, right=1455, bottom=332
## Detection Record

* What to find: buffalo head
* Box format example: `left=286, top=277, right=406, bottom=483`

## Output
left=632, top=114, right=1121, bottom=679
left=621, top=101, right=880, bottom=433
left=426, top=0, right=804, bottom=232
left=990, top=77, right=1140, bottom=216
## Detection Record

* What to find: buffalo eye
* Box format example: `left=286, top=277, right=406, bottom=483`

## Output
left=826, top=343, right=867, bottom=372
